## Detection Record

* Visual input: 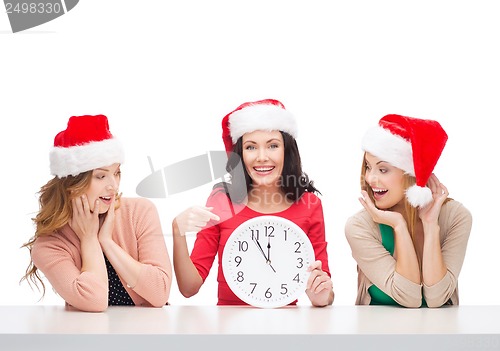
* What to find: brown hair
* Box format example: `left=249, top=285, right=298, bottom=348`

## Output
left=21, top=169, right=123, bottom=296
left=20, top=172, right=93, bottom=295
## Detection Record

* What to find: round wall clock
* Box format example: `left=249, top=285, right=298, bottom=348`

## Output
left=222, top=215, right=315, bottom=308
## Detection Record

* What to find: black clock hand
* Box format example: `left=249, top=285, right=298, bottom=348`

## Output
left=252, top=236, right=268, bottom=261
left=266, top=236, right=276, bottom=272
left=252, top=236, right=276, bottom=273
left=267, top=236, right=271, bottom=263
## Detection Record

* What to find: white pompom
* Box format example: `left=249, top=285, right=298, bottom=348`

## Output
left=405, top=185, right=433, bottom=208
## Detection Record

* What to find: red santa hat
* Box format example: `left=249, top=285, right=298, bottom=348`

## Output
left=361, top=114, right=448, bottom=208
left=49, top=115, right=124, bottom=178
left=221, top=99, right=298, bottom=152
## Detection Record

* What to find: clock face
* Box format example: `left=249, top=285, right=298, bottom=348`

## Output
left=222, top=215, right=315, bottom=308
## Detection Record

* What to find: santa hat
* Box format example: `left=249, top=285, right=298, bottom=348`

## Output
left=49, top=115, right=124, bottom=178
left=221, top=99, right=298, bottom=152
left=361, top=114, right=448, bottom=208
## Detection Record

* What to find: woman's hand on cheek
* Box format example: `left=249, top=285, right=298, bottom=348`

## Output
left=418, top=174, right=449, bottom=224
left=359, top=190, right=406, bottom=229
left=69, top=195, right=100, bottom=241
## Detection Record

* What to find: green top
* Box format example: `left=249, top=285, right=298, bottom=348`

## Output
left=368, top=224, right=426, bottom=307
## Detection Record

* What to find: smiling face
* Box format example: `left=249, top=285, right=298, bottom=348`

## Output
left=363, top=152, right=406, bottom=210
left=85, top=163, right=121, bottom=214
left=242, top=130, right=284, bottom=189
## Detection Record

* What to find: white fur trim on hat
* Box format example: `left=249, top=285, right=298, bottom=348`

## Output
left=406, top=184, right=433, bottom=208
left=361, top=125, right=415, bottom=176
left=50, top=138, right=125, bottom=178
left=229, top=104, right=297, bottom=144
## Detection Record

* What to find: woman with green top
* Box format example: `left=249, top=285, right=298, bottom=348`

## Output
left=345, top=114, right=472, bottom=308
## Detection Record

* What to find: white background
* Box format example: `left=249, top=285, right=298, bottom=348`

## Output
left=1, top=1, right=498, bottom=307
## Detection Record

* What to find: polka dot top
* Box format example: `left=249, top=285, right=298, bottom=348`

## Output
left=104, top=254, right=135, bottom=306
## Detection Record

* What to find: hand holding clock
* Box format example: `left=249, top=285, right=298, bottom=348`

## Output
left=306, top=260, right=334, bottom=307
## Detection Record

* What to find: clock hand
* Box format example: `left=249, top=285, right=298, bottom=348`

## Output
left=267, top=236, right=271, bottom=263
left=268, top=262, right=276, bottom=273
left=252, top=236, right=276, bottom=273
left=266, top=237, right=276, bottom=273
left=252, top=236, right=268, bottom=261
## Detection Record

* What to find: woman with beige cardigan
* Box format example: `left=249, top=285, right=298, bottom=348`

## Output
left=345, top=114, right=472, bottom=308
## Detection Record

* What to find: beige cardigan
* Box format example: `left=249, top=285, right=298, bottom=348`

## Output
left=345, top=200, right=472, bottom=308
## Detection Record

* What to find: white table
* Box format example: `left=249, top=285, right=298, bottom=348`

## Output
left=1, top=305, right=499, bottom=350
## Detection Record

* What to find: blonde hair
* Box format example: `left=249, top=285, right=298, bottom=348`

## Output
left=20, top=171, right=121, bottom=295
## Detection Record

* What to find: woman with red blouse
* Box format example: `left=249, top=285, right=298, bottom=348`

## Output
left=172, top=99, right=334, bottom=307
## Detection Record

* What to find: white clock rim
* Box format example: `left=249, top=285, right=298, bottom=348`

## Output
left=222, top=215, right=316, bottom=308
